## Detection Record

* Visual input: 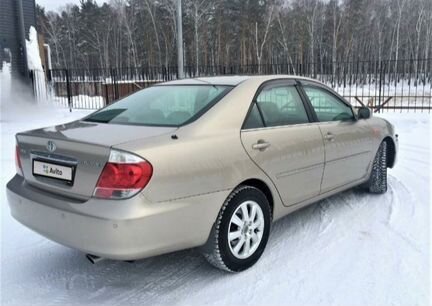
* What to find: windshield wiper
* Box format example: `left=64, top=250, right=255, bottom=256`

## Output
left=83, top=108, right=127, bottom=123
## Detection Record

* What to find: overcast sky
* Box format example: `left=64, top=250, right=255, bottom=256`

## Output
left=36, top=0, right=105, bottom=11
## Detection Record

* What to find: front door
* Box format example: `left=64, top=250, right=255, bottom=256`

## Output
left=301, top=85, right=373, bottom=193
left=241, top=81, right=325, bottom=206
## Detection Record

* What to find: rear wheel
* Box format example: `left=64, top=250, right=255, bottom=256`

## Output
left=202, top=185, right=271, bottom=272
left=365, top=141, right=388, bottom=194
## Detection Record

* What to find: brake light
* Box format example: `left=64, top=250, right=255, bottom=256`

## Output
left=15, top=145, right=23, bottom=176
left=93, top=149, right=153, bottom=199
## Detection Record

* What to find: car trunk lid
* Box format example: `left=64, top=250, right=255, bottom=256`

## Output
left=16, top=120, right=176, bottom=200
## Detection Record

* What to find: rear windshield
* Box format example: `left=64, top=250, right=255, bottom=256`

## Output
left=84, top=85, right=232, bottom=126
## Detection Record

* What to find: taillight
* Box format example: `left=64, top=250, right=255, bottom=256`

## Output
left=15, top=145, right=23, bottom=176
left=93, top=149, right=153, bottom=199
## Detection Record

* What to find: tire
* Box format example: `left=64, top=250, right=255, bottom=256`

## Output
left=202, top=185, right=271, bottom=272
left=365, top=141, right=388, bottom=194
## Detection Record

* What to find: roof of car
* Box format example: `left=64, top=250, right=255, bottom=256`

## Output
left=159, top=75, right=324, bottom=86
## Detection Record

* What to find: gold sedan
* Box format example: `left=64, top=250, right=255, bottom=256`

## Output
left=7, top=76, right=397, bottom=272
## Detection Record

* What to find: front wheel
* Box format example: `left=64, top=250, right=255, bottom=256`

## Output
left=202, top=185, right=271, bottom=272
left=365, top=141, right=388, bottom=194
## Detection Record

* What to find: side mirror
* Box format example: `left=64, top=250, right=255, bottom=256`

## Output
left=358, top=107, right=371, bottom=119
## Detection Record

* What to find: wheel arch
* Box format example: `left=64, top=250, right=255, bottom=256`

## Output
left=236, top=178, right=274, bottom=216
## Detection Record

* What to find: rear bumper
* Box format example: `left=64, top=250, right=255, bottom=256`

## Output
left=6, top=175, right=227, bottom=260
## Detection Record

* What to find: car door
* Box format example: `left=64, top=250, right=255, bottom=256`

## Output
left=241, top=80, right=325, bottom=207
left=300, top=83, right=373, bottom=193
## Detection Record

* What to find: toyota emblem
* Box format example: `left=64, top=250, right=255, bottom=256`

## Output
left=46, top=140, right=56, bottom=152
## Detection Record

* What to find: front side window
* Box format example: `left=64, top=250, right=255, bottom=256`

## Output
left=303, top=86, right=354, bottom=122
left=252, top=84, right=309, bottom=127
left=84, top=85, right=232, bottom=126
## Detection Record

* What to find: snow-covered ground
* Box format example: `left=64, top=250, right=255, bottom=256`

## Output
left=1, top=105, right=430, bottom=306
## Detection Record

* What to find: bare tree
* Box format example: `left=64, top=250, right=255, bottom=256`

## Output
left=330, top=0, right=343, bottom=76
left=44, top=12, right=67, bottom=67
left=36, top=0, right=432, bottom=71
left=115, top=1, right=138, bottom=68
left=413, top=1, right=425, bottom=79
left=303, top=0, right=320, bottom=75
left=394, top=0, right=407, bottom=76
left=188, top=0, right=214, bottom=74
left=160, top=0, right=178, bottom=68
left=276, top=10, right=296, bottom=74
left=254, top=5, right=274, bottom=74
left=144, top=0, right=163, bottom=67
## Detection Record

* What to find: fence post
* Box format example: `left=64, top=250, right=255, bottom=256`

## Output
left=111, top=68, right=118, bottom=100
left=104, top=78, right=109, bottom=106
left=378, top=60, right=384, bottom=113
left=65, top=69, right=72, bottom=112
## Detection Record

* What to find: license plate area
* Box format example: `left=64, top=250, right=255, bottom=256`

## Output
left=32, top=159, right=76, bottom=185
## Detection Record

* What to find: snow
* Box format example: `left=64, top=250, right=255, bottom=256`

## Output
left=26, top=26, right=43, bottom=71
left=1, top=105, right=430, bottom=306
left=332, top=80, right=432, bottom=110
left=25, top=26, right=49, bottom=103
left=0, top=62, right=12, bottom=105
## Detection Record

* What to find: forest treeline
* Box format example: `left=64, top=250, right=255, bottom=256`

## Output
left=36, top=0, right=432, bottom=70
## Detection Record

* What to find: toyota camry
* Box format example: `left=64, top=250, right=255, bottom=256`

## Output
left=6, top=75, right=398, bottom=272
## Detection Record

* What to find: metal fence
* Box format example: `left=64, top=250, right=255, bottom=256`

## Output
left=31, top=58, right=432, bottom=112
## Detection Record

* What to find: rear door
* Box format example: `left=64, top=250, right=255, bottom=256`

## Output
left=300, top=83, right=373, bottom=193
left=241, top=80, right=325, bottom=206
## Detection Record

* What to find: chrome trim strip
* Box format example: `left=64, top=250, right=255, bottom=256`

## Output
left=30, top=151, right=78, bottom=165
left=276, top=162, right=323, bottom=179
left=325, top=150, right=371, bottom=164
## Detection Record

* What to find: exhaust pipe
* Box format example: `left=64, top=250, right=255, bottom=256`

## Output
left=86, top=254, right=104, bottom=264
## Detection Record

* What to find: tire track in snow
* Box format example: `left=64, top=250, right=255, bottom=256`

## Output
left=386, top=175, right=416, bottom=223
left=399, top=144, right=429, bottom=152
left=104, top=252, right=215, bottom=306
left=385, top=225, right=423, bottom=254
left=317, top=200, right=334, bottom=236
left=382, top=176, right=422, bottom=254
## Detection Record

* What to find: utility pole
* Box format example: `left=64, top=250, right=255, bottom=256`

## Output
left=177, top=0, right=184, bottom=79
left=17, top=0, right=28, bottom=76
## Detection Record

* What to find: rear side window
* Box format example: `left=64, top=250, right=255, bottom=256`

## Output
left=84, top=85, right=232, bottom=126
left=254, top=85, right=309, bottom=127
left=303, top=86, right=354, bottom=122
left=243, top=104, right=264, bottom=129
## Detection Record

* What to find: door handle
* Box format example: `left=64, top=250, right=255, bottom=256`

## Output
left=324, top=132, right=335, bottom=142
left=252, top=140, right=271, bottom=151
